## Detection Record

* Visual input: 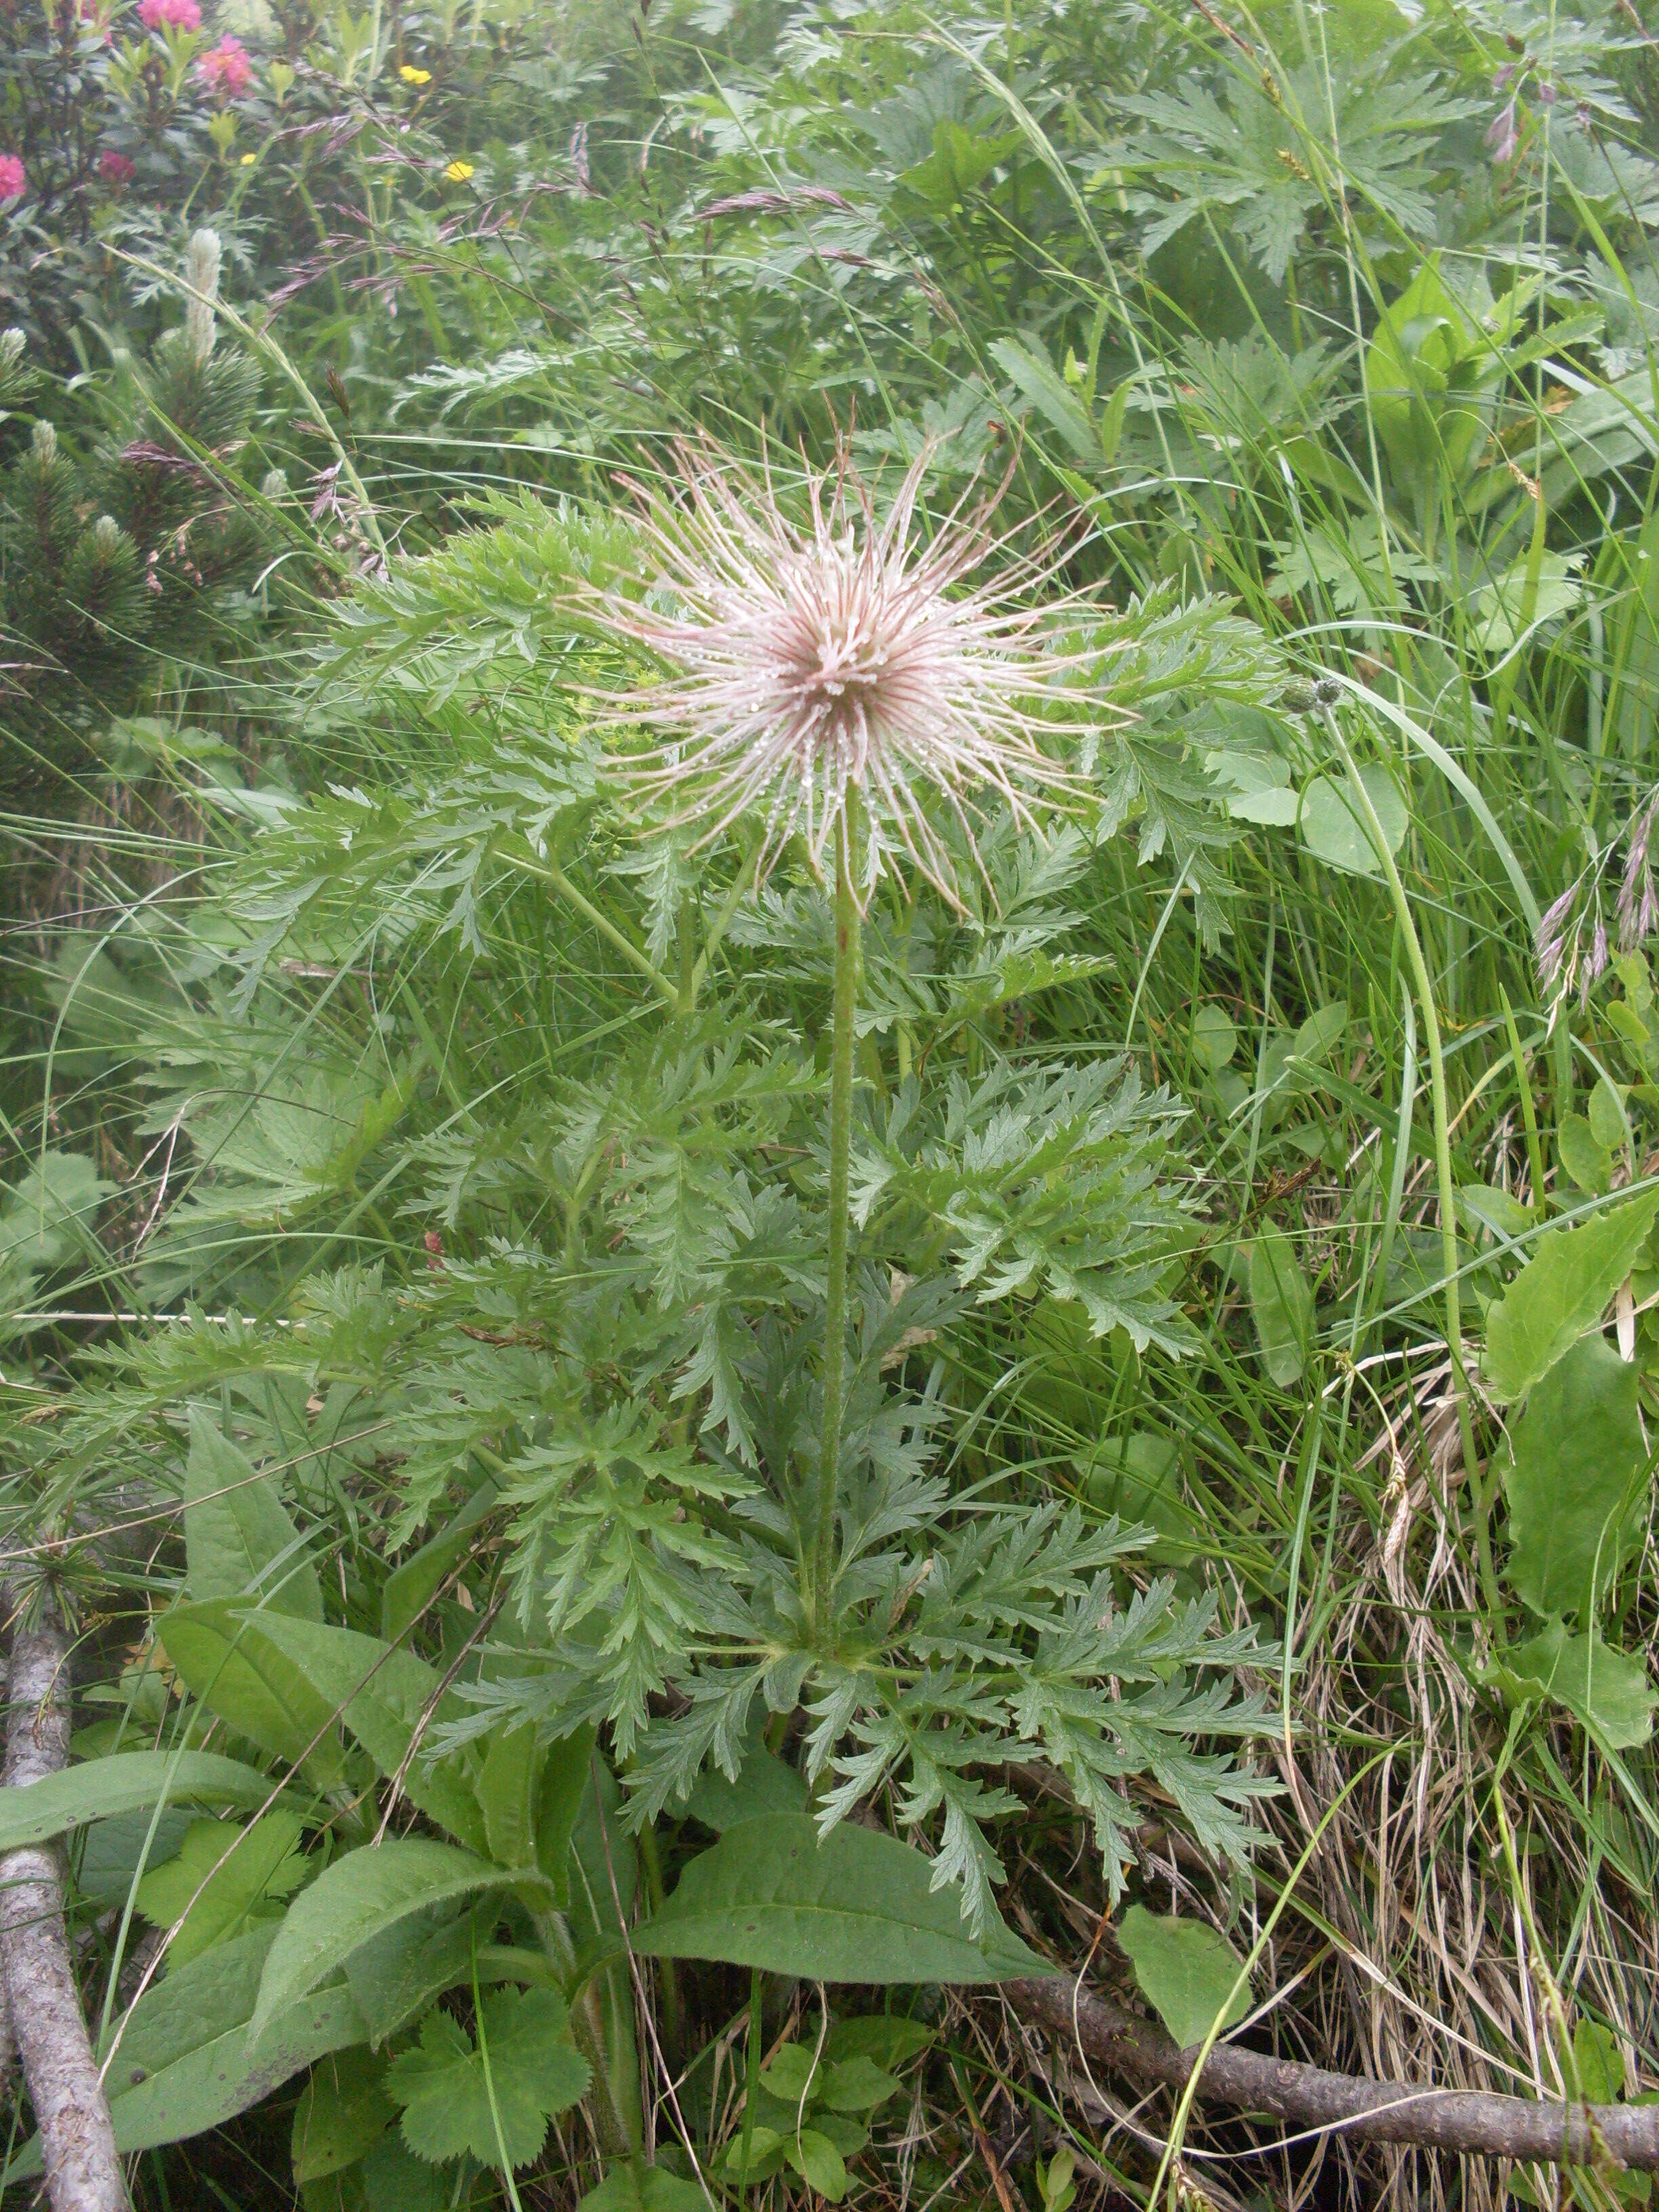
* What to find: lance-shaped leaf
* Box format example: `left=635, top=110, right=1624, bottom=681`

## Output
left=0, top=1750, right=276, bottom=1851
left=251, top=1840, right=541, bottom=2047
left=634, top=1814, right=1052, bottom=1984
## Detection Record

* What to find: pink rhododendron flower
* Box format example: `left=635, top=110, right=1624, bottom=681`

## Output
left=139, top=0, right=201, bottom=29
left=195, top=33, right=251, bottom=94
left=100, top=150, right=136, bottom=184
left=0, top=156, right=24, bottom=205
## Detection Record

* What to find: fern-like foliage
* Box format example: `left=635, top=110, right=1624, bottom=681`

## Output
left=15, top=483, right=1280, bottom=1929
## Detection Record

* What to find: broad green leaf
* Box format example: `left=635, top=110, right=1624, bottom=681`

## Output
left=0, top=1148, right=112, bottom=1275
left=716, top=2124, right=786, bottom=2182
left=533, top=1727, right=594, bottom=1902
left=987, top=335, right=1099, bottom=462
left=790, top=2127, right=849, bottom=2201
left=344, top=1900, right=520, bottom=2046
left=1038, top=2146, right=1078, bottom=2212
left=232, top=1611, right=487, bottom=1853
left=820, top=2056, right=903, bottom=2112
left=633, top=1814, right=1051, bottom=1984
left=1471, top=548, right=1585, bottom=650
left=5, top=1928, right=369, bottom=2177
left=185, top=1409, right=323, bottom=1620
left=1589, top=1079, right=1627, bottom=1153
left=1483, top=1189, right=1659, bottom=1399
left=1189, top=1006, right=1236, bottom=1075
left=684, top=1742, right=807, bottom=1832
left=72, top=1809, right=193, bottom=1908
left=253, top=1840, right=535, bottom=2046
left=161, top=1601, right=348, bottom=1790
left=135, top=1809, right=307, bottom=1965
left=579, top=2165, right=709, bottom=2212
left=1458, top=1183, right=1532, bottom=1242
left=386, top=1988, right=588, bottom=2170
left=475, top=1721, right=545, bottom=1869
left=380, top=1481, right=498, bottom=1645
left=1216, top=752, right=1300, bottom=825
left=1248, top=1227, right=1313, bottom=1388
left=1488, top=1620, right=1657, bottom=1752
left=0, top=1750, right=274, bottom=1851
left=361, top=2135, right=447, bottom=2212
left=1559, top=1113, right=1612, bottom=1196
left=568, top=1753, right=636, bottom=1949
left=904, top=121, right=1021, bottom=209
left=1297, top=769, right=1406, bottom=877
left=824, top=2017, right=935, bottom=2070
left=1568, top=2020, right=1627, bottom=2104
left=1362, top=253, right=1490, bottom=484
left=1290, top=1000, right=1347, bottom=1071
left=1504, top=1335, right=1647, bottom=1617
left=760, top=2043, right=820, bottom=2102
left=1115, top=1904, right=1251, bottom=2051
left=107, top=1923, right=283, bottom=2068
left=87, top=1986, right=369, bottom=2160
left=293, top=2048, right=396, bottom=2183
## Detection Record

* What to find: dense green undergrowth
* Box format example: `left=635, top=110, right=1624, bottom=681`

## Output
left=5, top=2, right=1659, bottom=2209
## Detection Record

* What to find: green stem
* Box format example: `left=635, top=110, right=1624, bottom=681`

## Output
left=1326, top=718, right=1498, bottom=1615
left=1500, top=985, right=1549, bottom=1215
left=504, top=850, right=678, bottom=1007
left=531, top=1908, right=640, bottom=2172
left=636, top=1824, right=682, bottom=2063
left=687, top=827, right=764, bottom=1010
left=737, top=1968, right=764, bottom=2195
left=813, top=815, right=862, bottom=1643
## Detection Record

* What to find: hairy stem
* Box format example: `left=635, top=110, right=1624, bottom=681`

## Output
left=813, top=813, right=862, bottom=1643
left=533, top=1906, right=640, bottom=2171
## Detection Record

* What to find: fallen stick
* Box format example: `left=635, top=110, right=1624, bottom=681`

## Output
left=1009, top=1974, right=1659, bottom=2172
left=1, top=1591, right=129, bottom=2211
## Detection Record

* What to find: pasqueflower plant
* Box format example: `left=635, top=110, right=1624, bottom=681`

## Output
left=483, top=440, right=1277, bottom=1929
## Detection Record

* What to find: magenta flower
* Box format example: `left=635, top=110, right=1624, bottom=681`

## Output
left=1486, top=100, right=1519, bottom=165
left=139, top=0, right=201, bottom=28
left=99, top=149, right=136, bottom=184
left=579, top=438, right=1100, bottom=911
left=195, top=33, right=251, bottom=93
left=0, top=155, right=24, bottom=205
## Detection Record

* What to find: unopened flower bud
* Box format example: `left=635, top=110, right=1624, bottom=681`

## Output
left=184, top=226, right=222, bottom=363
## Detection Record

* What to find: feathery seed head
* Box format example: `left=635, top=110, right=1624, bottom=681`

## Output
left=586, top=437, right=1107, bottom=910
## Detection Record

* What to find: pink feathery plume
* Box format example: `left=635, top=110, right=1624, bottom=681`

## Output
left=575, top=436, right=1114, bottom=912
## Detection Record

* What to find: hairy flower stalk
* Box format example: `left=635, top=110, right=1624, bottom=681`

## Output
left=815, top=791, right=861, bottom=1636
left=586, top=436, right=1102, bottom=1641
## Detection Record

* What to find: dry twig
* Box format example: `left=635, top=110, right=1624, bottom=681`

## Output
left=0, top=1590, right=129, bottom=2211
left=1011, top=1973, right=1659, bottom=2172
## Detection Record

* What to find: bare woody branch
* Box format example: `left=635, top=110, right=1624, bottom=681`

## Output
left=1, top=1590, right=129, bottom=2212
left=1010, top=1973, right=1659, bottom=2174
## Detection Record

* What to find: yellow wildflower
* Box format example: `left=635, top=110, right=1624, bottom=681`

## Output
left=444, top=159, right=474, bottom=182
left=399, top=63, right=430, bottom=83
left=240, top=151, right=255, bottom=164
